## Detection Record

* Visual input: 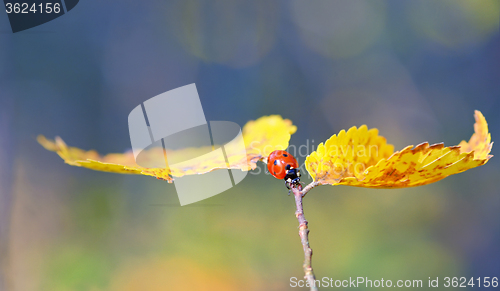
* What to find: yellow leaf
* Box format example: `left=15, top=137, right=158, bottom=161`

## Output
left=38, top=115, right=295, bottom=181
left=243, top=115, right=297, bottom=160
left=37, top=135, right=172, bottom=181
left=305, top=111, right=493, bottom=188
left=458, top=110, right=493, bottom=159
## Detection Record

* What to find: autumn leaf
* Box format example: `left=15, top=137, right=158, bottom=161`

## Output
left=243, top=114, right=297, bottom=161
left=38, top=135, right=174, bottom=181
left=305, top=110, right=493, bottom=188
left=38, top=115, right=296, bottom=182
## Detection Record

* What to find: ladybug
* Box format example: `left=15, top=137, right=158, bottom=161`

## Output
left=267, top=150, right=301, bottom=190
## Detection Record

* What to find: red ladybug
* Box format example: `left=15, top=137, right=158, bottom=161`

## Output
left=267, top=150, right=301, bottom=189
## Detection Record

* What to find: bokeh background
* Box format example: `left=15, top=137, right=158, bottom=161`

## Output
left=1, top=0, right=499, bottom=290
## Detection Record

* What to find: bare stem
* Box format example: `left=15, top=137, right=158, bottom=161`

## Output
left=291, top=181, right=319, bottom=291
left=301, top=181, right=319, bottom=197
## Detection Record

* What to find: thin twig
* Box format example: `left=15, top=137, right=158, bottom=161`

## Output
left=301, top=181, right=319, bottom=197
left=291, top=181, right=318, bottom=291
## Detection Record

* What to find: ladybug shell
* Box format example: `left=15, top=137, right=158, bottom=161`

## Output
left=267, top=150, right=298, bottom=180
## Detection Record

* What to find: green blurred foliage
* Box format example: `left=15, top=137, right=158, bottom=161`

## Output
left=33, top=173, right=463, bottom=290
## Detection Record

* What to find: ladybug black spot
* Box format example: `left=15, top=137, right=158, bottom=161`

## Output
left=283, top=153, right=288, bottom=157
left=285, top=164, right=291, bottom=170
left=274, top=160, right=278, bottom=165
left=273, top=171, right=277, bottom=175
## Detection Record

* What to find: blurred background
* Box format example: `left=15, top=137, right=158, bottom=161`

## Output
left=0, top=0, right=499, bottom=290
